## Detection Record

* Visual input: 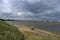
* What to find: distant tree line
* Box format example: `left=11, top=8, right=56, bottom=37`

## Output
left=0, top=19, right=5, bottom=21
left=0, top=19, right=15, bottom=21
left=6, top=19, right=15, bottom=21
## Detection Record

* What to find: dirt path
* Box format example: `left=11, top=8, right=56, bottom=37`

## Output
left=15, top=25, right=60, bottom=38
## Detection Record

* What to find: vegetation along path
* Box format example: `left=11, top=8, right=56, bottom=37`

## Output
left=15, top=25, right=60, bottom=40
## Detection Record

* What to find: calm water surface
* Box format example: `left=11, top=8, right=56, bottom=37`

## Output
left=7, top=21, right=60, bottom=34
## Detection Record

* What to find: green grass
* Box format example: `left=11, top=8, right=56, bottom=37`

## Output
left=0, top=20, right=24, bottom=40
left=24, top=31, right=60, bottom=40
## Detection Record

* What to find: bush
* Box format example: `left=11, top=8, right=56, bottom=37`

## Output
left=31, top=27, right=35, bottom=30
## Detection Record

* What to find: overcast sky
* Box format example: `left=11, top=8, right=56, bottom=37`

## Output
left=0, top=0, right=60, bottom=20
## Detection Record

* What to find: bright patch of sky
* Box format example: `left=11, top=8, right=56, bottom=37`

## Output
left=1, top=0, right=12, bottom=13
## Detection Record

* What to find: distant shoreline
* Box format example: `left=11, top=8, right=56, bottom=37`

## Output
left=6, top=20, right=60, bottom=34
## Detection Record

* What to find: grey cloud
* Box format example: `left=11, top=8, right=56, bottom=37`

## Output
left=25, top=2, right=53, bottom=13
left=0, top=0, right=60, bottom=20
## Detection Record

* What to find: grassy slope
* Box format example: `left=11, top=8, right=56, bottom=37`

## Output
left=24, top=31, right=55, bottom=40
left=0, top=20, right=24, bottom=40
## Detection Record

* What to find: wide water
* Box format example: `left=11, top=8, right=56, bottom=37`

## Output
left=7, top=21, right=60, bottom=34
